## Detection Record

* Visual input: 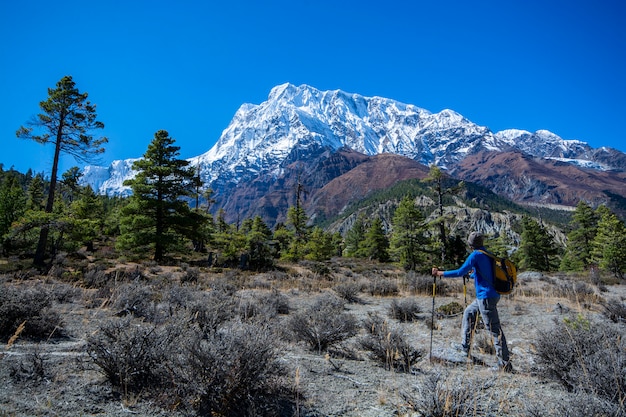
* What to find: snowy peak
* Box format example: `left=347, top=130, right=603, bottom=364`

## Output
left=81, top=83, right=626, bottom=198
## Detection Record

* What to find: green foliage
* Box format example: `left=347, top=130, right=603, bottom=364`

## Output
left=361, top=217, right=390, bottom=262
left=344, top=214, right=367, bottom=257
left=591, top=206, right=626, bottom=279
left=304, top=226, right=336, bottom=261
left=389, top=195, right=430, bottom=271
left=16, top=75, right=107, bottom=264
left=517, top=215, right=560, bottom=271
left=282, top=205, right=310, bottom=261
left=423, top=165, right=465, bottom=264
left=246, top=216, right=274, bottom=269
left=27, top=174, right=45, bottom=211
left=0, top=173, right=26, bottom=249
left=560, top=201, right=599, bottom=272
left=117, top=130, right=206, bottom=262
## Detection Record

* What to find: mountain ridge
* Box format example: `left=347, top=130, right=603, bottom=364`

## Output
left=80, top=83, right=626, bottom=225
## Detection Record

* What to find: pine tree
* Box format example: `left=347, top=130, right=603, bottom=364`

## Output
left=304, top=226, right=335, bottom=262
left=561, top=201, right=599, bottom=272
left=518, top=215, right=559, bottom=271
left=27, top=174, right=45, bottom=211
left=117, top=130, right=204, bottom=262
left=344, top=215, right=367, bottom=257
left=591, top=208, right=626, bottom=279
left=68, top=185, right=104, bottom=252
left=361, top=217, right=390, bottom=262
left=0, top=173, right=26, bottom=252
left=283, top=205, right=309, bottom=261
left=17, top=76, right=107, bottom=265
left=246, top=215, right=274, bottom=270
left=389, top=195, right=429, bottom=271
left=423, top=165, right=464, bottom=265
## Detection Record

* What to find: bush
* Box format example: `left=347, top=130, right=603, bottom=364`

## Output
left=368, top=277, right=399, bottom=296
left=359, top=313, right=423, bottom=372
left=523, top=392, right=625, bottom=417
left=0, top=282, right=62, bottom=341
left=86, top=316, right=183, bottom=394
left=389, top=298, right=421, bottom=322
left=286, top=293, right=358, bottom=353
left=407, top=272, right=450, bottom=296
left=401, top=372, right=503, bottom=417
left=110, top=282, right=162, bottom=322
left=534, top=314, right=626, bottom=406
left=87, top=315, right=294, bottom=416
left=602, top=298, right=626, bottom=323
left=553, top=280, right=602, bottom=305
left=333, top=281, right=362, bottom=304
left=179, top=322, right=292, bottom=416
left=9, top=348, right=49, bottom=385
left=436, top=301, right=464, bottom=317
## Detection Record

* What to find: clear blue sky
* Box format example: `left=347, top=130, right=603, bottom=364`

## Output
left=1, top=0, right=625, bottom=176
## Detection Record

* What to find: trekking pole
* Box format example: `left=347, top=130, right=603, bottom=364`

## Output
left=429, top=271, right=437, bottom=362
left=462, top=273, right=468, bottom=306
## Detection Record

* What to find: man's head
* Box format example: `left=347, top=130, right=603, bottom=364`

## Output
left=467, top=232, right=484, bottom=249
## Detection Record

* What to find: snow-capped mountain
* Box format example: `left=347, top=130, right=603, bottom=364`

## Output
left=80, top=158, right=138, bottom=197
left=80, top=83, right=626, bottom=218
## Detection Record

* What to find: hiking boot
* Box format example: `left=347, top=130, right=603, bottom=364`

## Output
left=451, top=342, right=470, bottom=355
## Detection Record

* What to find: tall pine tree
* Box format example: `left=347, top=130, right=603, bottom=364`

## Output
left=518, top=215, right=559, bottom=271
left=17, top=76, right=107, bottom=265
left=117, top=130, right=204, bottom=262
left=561, top=201, right=599, bottom=271
left=362, top=217, right=390, bottom=262
left=591, top=207, right=626, bottom=279
left=390, top=195, right=429, bottom=271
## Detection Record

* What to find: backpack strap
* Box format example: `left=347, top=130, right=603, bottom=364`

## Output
left=474, top=249, right=495, bottom=285
left=477, top=249, right=496, bottom=260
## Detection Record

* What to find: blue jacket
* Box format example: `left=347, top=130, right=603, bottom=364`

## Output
left=442, top=246, right=500, bottom=299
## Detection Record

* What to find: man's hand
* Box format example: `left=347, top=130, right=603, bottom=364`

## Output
left=431, top=267, right=443, bottom=277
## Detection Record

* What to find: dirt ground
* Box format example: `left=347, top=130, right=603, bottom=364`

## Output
left=1, top=267, right=624, bottom=417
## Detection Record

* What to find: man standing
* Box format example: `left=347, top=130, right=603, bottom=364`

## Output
left=431, top=232, right=512, bottom=372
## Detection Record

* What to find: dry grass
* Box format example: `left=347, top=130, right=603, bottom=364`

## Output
left=1, top=262, right=625, bottom=416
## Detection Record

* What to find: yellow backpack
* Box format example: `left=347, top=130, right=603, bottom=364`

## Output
left=478, top=250, right=517, bottom=295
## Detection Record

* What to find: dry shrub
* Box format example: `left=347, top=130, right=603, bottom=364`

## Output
left=0, top=282, right=63, bottom=341
left=86, top=316, right=183, bottom=394
left=333, top=281, right=362, bottom=304
left=549, top=279, right=604, bottom=306
left=407, top=272, right=450, bottom=296
left=401, top=372, right=505, bottom=417
left=110, top=282, right=162, bottom=322
left=286, top=292, right=358, bottom=353
left=237, top=289, right=290, bottom=321
left=179, top=265, right=199, bottom=284
left=474, top=331, right=495, bottom=355
left=389, top=298, right=422, bottom=322
left=163, top=283, right=235, bottom=328
left=436, top=301, right=464, bottom=317
left=87, top=314, right=293, bottom=416
left=9, top=348, right=50, bottom=385
left=602, top=298, right=626, bottom=323
left=368, top=277, right=399, bottom=296
left=534, top=314, right=626, bottom=407
left=359, top=313, right=423, bottom=372
left=523, top=391, right=625, bottom=417
left=180, top=322, right=292, bottom=416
